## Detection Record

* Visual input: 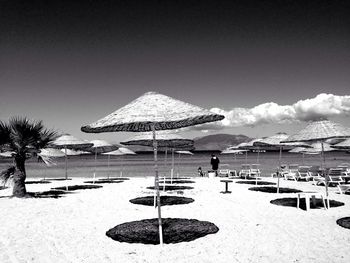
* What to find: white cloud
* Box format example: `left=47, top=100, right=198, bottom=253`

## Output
left=193, top=93, right=350, bottom=132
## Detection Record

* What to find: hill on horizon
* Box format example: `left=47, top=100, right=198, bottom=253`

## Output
left=125, top=133, right=252, bottom=152
left=193, top=134, right=252, bottom=151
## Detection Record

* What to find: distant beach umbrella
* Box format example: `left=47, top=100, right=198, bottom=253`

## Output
left=331, top=138, right=350, bottom=150
left=81, top=91, right=224, bottom=245
left=39, top=148, right=66, bottom=158
left=238, top=139, right=262, bottom=163
left=0, top=151, right=15, bottom=158
left=122, top=132, right=194, bottom=181
left=282, top=120, right=350, bottom=205
left=89, top=140, right=119, bottom=182
left=61, top=149, right=91, bottom=156
left=121, top=132, right=194, bottom=148
left=52, top=134, right=93, bottom=180
left=102, top=147, right=136, bottom=178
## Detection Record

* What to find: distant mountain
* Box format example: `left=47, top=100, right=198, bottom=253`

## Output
left=126, top=133, right=252, bottom=152
left=193, top=134, right=252, bottom=151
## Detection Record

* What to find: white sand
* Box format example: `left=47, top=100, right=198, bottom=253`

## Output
left=1, top=176, right=350, bottom=263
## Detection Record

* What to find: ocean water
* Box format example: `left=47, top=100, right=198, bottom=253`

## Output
left=1, top=151, right=349, bottom=179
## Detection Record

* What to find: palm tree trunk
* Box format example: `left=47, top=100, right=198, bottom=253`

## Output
left=13, top=155, right=27, bottom=197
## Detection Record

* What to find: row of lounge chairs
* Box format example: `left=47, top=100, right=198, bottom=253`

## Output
left=217, top=163, right=350, bottom=194
left=218, top=164, right=261, bottom=179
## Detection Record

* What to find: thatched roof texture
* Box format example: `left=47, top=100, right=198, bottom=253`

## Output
left=81, top=91, right=224, bottom=133
left=121, top=132, right=194, bottom=148
left=282, top=120, right=350, bottom=143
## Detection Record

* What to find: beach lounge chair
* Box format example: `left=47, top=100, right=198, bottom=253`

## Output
left=284, top=164, right=299, bottom=181
left=250, top=164, right=261, bottom=179
left=229, top=169, right=238, bottom=177
left=327, top=168, right=345, bottom=186
left=218, top=169, right=229, bottom=177
left=296, top=166, right=312, bottom=181
left=239, top=164, right=251, bottom=179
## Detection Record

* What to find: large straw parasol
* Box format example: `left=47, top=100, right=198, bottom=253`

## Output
left=51, top=134, right=93, bottom=179
left=81, top=91, right=224, bottom=245
left=38, top=148, right=66, bottom=180
left=102, top=147, right=136, bottom=178
left=121, top=132, right=194, bottom=182
left=88, top=140, right=119, bottom=182
left=282, top=120, right=350, bottom=206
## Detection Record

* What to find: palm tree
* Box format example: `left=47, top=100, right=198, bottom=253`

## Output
left=0, top=117, right=57, bottom=197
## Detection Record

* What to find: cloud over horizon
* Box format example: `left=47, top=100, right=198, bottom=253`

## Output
left=192, top=93, right=350, bottom=132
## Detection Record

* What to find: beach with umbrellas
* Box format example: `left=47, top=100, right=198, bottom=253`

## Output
left=1, top=92, right=350, bottom=263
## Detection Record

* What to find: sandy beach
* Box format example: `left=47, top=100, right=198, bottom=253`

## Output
left=1, top=176, right=349, bottom=263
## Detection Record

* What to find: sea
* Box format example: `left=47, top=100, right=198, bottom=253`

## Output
left=1, top=151, right=349, bottom=179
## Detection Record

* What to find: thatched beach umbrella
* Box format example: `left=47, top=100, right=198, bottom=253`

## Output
left=282, top=120, right=350, bottom=206
left=81, top=91, right=224, bottom=245
left=331, top=138, right=350, bottom=150
left=89, top=140, right=118, bottom=182
left=254, top=133, right=310, bottom=193
left=102, top=147, right=136, bottom=178
left=121, top=132, right=194, bottom=182
left=237, top=139, right=262, bottom=164
left=51, top=135, right=93, bottom=180
left=37, top=148, right=65, bottom=180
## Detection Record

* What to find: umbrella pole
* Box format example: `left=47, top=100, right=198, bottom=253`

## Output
left=152, top=124, right=163, bottom=246
left=164, top=147, right=168, bottom=178
left=277, top=146, right=282, bottom=194
left=245, top=150, right=248, bottom=164
left=321, top=142, right=330, bottom=208
left=257, top=147, right=260, bottom=164
left=171, top=148, right=174, bottom=184
left=93, top=148, right=97, bottom=183
left=107, top=154, right=110, bottom=179
left=177, top=152, right=181, bottom=178
left=64, top=146, right=68, bottom=191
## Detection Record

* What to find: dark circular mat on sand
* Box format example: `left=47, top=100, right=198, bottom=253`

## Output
left=162, top=180, right=195, bottom=184
left=84, top=180, right=123, bottom=184
left=26, top=180, right=52, bottom=184
left=98, top=177, right=130, bottom=181
left=52, top=185, right=103, bottom=191
left=130, top=196, right=194, bottom=206
left=271, top=198, right=344, bottom=210
left=249, top=186, right=302, bottom=193
left=28, top=190, right=70, bottom=199
left=46, top=178, right=72, bottom=181
left=106, top=218, right=219, bottom=244
left=147, top=185, right=193, bottom=191
left=336, top=217, right=350, bottom=229
left=236, top=181, right=276, bottom=185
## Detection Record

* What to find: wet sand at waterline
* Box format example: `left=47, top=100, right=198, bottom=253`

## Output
left=1, top=174, right=349, bottom=263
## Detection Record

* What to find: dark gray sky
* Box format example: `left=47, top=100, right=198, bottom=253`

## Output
left=1, top=0, right=349, bottom=142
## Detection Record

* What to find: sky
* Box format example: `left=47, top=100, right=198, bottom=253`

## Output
left=1, top=0, right=349, bottom=143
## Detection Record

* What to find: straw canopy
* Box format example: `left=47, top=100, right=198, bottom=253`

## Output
left=221, top=149, right=247, bottom=154
left=282, top=120, right=350, bottom=143
left=121, top=132, right=194, bottom=148
left=103, top=147, right=136, bottom=156
left=254, top=133, right=289, bottom=146
left=307, top=142, right=335, bottom=152
left=88, top=139, right=119, bottom=154
left=331, top=138, right=350, bottom=150
left=52, top=135, right=93, bottom=149
left=81, top=91, right=224, bottom=133
left=61, top=149, right=91, bottom=156
left=175, top=150, right=194, bottom=155
left=39, top=148, right=65, bottom=158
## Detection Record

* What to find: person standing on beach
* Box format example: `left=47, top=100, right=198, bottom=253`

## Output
left=210, top=154, right=220, bottom=176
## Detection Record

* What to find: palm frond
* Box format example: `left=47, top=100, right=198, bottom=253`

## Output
left=5, top=117, right=58, bottom=157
